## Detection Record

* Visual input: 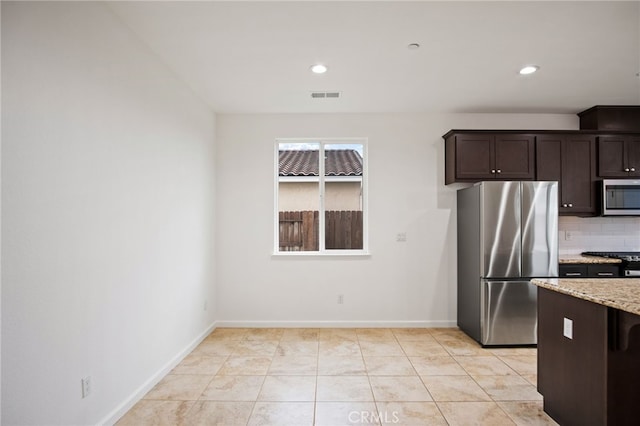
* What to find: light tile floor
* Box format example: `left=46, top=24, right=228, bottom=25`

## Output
left=117, top=328, right=558, bottom=425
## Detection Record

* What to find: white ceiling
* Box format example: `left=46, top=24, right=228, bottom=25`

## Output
left=108, top=1, right=640, bottom=114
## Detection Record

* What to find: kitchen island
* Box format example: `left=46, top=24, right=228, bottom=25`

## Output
left=532, top=278, right=640, bottom=426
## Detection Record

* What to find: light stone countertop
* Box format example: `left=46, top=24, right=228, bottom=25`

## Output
left=559, top=255, right=622, bottom=264
left=532, top=278, right=640, bottom=316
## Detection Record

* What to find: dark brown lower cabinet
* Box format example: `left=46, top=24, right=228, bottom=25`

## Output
left=538, top=288, right=640, bottom=426
left=558, top=263, right=621, bottom=278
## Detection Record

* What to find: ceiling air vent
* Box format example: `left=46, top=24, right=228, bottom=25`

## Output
left=311, top=91, right=341, bottom=99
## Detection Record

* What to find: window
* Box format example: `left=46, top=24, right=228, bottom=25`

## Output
left=275, top=139, right=368, bottom=254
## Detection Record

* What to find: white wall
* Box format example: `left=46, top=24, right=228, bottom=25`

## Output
left=215, top=113, right=577, bottom=327
left=0, top=3, right=3, bottom=420
left=1, top=3, right=216, bottom=425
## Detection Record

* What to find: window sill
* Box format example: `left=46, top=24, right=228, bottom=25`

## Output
left=271, top=251, right=371, bottom=259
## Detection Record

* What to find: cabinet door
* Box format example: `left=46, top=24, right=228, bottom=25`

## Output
left=559, top=264, right=588, bottom=278
left=587, top=264, right=620, bottom=278
left=494, top=135, right=535, bottom=179
left=561, top=137, right=597, bottom=215
left=454, top=134, right=495, bottom=180
left=537, top=288, right=607, bottom=426
left=537, top=135, right=597, bottom=216
left=598, top=136, right=627, bottom=177
left=536, top=136, right=565, bottom=212
left=536, top=137, right=562, bottom=182
left=627, top=137, right=640, bottom=177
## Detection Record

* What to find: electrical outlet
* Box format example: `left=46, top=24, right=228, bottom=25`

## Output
left=565, top=231, right=573, bottom=241
left=337, top=294, right=344, bottom=304
left=81, top=376, right=92, bottom=398
left=563, top=317, right=573, bottom=340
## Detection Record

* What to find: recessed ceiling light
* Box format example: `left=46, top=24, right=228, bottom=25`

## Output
left=519, top=65, right=540, bottom=75
left=310, top=64, right=328, bottom=74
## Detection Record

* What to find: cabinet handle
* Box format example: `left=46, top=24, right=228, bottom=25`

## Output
left=632, top=167, right=636, bottom=172
left=491, top=169, right=496, bottom=174
left=496, top=169, right=502, bottom=174
left=597, top=272, right=614, bottom=276
left=625, top=168, right=630, bottom=172
left=562, top=203, right=568, bottom=208
left=568, top=203, right=573, bottom=207
left=565, top=272, right=583, bottom=276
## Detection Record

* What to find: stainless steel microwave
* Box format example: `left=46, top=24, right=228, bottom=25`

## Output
left=602, top=179, right=640, bottom=216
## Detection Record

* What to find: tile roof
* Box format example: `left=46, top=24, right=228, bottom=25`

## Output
left=279, top=149, right=363, bottom=176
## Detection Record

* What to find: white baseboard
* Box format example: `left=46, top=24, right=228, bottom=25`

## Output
left=99, top=321, right=217, bottom=426
left=215, top=320, right=457, bottom=328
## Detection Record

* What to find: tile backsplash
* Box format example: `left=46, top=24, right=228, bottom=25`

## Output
left=558, top=216, right=640, bottom=255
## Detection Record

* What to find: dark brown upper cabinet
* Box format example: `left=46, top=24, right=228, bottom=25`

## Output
left=536, top=134, right=597, bottom=216
left=597, top=135, right=640, bottom=178
left=578, top=105, right=640, bottom=132
left=444, top=132, right=535, bottom=184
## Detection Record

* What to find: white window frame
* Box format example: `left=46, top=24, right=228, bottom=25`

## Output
left=274, top=138, right=369, bottom=256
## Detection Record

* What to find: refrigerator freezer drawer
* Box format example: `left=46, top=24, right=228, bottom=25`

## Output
left=481, top=280, right=538, bottom=346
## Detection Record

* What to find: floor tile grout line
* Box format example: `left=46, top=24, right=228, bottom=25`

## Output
left=430, top=400, right=451, bottom=426
left=358, top=332, right=379, bottom=413
left=245, top=346, right=274, bottom=425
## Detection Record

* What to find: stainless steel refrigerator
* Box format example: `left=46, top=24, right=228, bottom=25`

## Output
left=457, top=181, right=558, bottom=346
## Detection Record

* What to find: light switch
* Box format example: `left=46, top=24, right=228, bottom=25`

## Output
left=563, top=317, right=573, bottom=339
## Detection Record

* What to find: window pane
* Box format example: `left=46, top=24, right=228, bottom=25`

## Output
left=278, top=142, right=320, bottom=251
left=324, top=144, right=364, bottom=250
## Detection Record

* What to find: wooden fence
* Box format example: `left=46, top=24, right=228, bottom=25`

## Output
left=279, top=210, right=363, bottom=251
